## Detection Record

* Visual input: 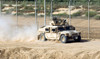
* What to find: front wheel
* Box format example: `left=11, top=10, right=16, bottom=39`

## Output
left=74, top=36, right=81, bottom=42
left=60, top=35, right=68, bottom=43
left=38, top=33, right=47, bottom=41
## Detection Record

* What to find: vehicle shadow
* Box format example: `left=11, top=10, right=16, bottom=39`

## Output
left=67, top=39, right=90, bottom=43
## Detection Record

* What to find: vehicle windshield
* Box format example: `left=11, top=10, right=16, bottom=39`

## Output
left=65, top=26, right=75, bottom=30
left=58, top=27, right=65, bottom=31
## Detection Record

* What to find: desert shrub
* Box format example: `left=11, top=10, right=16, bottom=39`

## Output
left=6, top=10, right=10, bottom=14
left=95, top=15, right=100, bottom=20
left=21, top=1, right=27, bottom=7
left=53, top=13, right=68, bottom=17
left=16, top=13, right=23, bottom=15
left=2, top=5, right=5, bottom=9
left=6, top=9, right=13, bottom=14
left=72, top=11, right=82, bottom=17
left=13, top=12, right=23, bottom=16
left=75, top=6, right=81, bottom=9
left=24, top=6, right=34, bottom=11
left=85, top=11, right=97, bottom=17
left=28, top=14, right=35, bottom=16
left=37, top=7, right=43, bottom=11
left=9, top=4, right=12, bottom=7
left=98, top=12, right=100, bottom=14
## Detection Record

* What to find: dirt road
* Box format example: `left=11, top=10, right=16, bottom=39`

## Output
left=0, top=39, right=100, bottom=59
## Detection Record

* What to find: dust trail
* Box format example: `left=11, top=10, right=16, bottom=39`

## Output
left=0, top=15, right=37, bottom=42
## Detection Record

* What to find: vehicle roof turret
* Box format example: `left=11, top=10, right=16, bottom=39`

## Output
left=50, top=17, right=69, bottom=26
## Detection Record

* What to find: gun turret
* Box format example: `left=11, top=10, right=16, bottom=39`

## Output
left=50, top=17, right=69, bottom=26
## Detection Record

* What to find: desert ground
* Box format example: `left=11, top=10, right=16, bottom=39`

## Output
left=0, top=16, right=100, bottom=59
left=0, top=39, right=100, bottom=59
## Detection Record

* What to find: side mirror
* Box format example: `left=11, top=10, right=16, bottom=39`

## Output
left=73, top=27, right=75, bottom=30
left=71, top=26, right=75, bottom=30
left=67, top=26, right=75, bottom=30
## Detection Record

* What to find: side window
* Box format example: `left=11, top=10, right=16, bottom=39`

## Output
left=52, top=28, right=57, bottom=33
left=45, top=28, right=50, bottom=33
left=52, top=29, right=55, bottom=32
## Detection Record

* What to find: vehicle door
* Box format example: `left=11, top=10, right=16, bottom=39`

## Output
left=50, top=27, right=58, bottom=39
left=45, top=27, right=52, bottom=39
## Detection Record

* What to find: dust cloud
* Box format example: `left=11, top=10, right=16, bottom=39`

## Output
left=0, top=15, right=37, bottom=42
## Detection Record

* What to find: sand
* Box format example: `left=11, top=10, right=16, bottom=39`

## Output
left=0, top=16, right=100, bottom=59
left=0, top=40, right=100, bottom=59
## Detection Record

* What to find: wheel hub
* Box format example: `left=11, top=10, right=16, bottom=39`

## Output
left=62, top=37, right=65, bottom=42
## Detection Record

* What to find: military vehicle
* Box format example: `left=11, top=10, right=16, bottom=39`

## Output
left=37, top=17, right=81, bottom=43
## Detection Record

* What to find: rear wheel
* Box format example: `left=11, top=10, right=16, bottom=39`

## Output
left=38, top=33, right=47, bottom=41
left=74, top=36, right=81, bottom=42
left=60, top=35, right=68, bottom=43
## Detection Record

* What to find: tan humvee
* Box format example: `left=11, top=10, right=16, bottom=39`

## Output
left=37, top=17, right=81, bottom=43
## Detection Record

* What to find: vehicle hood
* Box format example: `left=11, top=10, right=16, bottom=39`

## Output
left=59, top=30, right=80, bottom=35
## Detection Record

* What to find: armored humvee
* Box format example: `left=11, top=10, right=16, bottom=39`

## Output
left=37, top=17, right=81, bottom=43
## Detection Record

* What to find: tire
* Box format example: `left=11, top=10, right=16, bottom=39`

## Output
left=74, top=36, right=81, bottom=42
left=39, top=33, right=47, bottom=41
left=60, top=35, right=68, bottom=43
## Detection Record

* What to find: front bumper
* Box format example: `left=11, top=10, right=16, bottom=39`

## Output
left=68, top=35, right=80, bottom=39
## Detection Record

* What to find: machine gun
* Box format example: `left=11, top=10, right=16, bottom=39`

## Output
left=50, top=17, right=69, bottom=26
